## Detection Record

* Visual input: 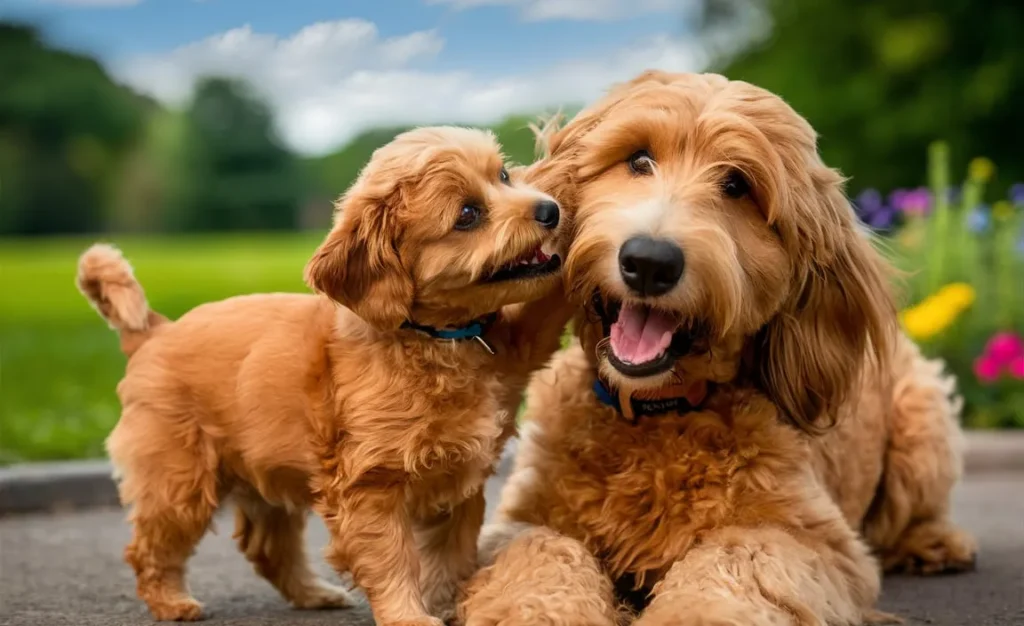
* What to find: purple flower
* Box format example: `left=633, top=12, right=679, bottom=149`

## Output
left=853, top=189, right=897, bottom=230
left=1010, top=183, right=1024, bottom=206
left=966, top=205, right=990, bottom=233
left=867, top=206, right=896, bottom=229
left=888, top=189, right=909, bottom=211
left=899, top=187, right=932, bottom=216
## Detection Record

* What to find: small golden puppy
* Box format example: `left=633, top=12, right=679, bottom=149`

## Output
left=77, top=127, right=572, bottom=625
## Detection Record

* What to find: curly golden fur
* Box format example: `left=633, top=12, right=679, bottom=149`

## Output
left=459, top=72, right=976, bottom=626
left=78, top=127, right=573, bottom=624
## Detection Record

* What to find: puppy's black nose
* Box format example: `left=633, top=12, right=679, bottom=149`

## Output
left=533, top=200, right=560, bottom=230
left=618, top=236, right=685, bottom=297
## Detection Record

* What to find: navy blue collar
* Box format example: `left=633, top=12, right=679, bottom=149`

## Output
left=400, top=313, right=498, bottom=353
left=593, top=376, right=710, bottom=422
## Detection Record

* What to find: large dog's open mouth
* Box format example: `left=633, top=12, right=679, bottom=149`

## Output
left=486, top=243, right=562, bottom=283
left=596, top=294, right=701, bottom=378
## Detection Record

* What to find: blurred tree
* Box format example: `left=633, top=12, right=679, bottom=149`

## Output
left=169, top=77, right=302, bottom=231
left=305, top=126, right=409, bottom=202
left=302, top=114, right=568, bottom=208
left=708, top=0, right=1024, bottom=192
left=0, top=22, right=150, bottom=234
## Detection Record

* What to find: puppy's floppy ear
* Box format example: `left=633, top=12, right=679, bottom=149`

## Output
left=757, top=167, right=897, bottom=434
left=305, top=190, right=413, bottom=329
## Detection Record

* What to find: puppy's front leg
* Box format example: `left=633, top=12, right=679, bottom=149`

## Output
left=324, top=486, right=442, bottom=626
left=416, top=489, right=486, bottom=622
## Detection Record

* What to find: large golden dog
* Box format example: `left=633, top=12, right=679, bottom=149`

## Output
left=459, top=72, right=975, bottom=626
left=78, top=127, right=573, bottom=625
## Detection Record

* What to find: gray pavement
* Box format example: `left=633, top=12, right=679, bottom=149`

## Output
left=1, top=470, right=1021, bottom=626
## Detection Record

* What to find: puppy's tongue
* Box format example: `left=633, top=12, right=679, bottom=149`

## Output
left=609, top=303, right=676, bottom=364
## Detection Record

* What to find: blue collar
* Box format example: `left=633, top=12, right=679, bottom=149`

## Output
left=400, top=313, right=498, bottom=353
left=593, top=376, right=710, bottom=422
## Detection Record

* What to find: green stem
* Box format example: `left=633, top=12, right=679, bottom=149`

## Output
left=926, top=142, right=950, bottom=295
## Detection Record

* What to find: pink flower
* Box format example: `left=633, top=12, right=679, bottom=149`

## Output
left=974, top=355, right=1002, bottom=384
left=986, top=332, right=1024, bottom=365
left=1009, top=355, right=1024, bottom=380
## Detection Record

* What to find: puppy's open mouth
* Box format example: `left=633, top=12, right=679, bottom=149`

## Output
left=597, top=296, right=700, bottom=378
left=486, top=243, right=562, bottom=283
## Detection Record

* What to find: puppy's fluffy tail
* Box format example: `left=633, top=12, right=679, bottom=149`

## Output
left=77, top=244, right=167, bottom=356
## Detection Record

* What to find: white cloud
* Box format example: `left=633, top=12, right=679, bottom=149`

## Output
left=426, top=0, right=680, bottom=22
left=113, top=19, right=704, bottom=155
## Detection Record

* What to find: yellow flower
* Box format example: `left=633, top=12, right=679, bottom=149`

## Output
left=900, top=283, right=975, bottom=341
left=936, top=282, right=976, bottom=309
left=992, top=200, right=1014, bottom=222
left=968, top=157, right=995, bottom=183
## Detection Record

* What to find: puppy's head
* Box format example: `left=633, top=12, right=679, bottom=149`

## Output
left=306, top=126, right=564, bottom=330
left=546, top=71, right=896, bottom=432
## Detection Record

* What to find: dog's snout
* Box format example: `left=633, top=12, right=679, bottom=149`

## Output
left=618, top=236, right=685, bottom=297
left=533, top=200, right=560, bottom=230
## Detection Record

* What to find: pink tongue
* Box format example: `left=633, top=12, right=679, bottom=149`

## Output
left=609, top=303, right=676, bottom=364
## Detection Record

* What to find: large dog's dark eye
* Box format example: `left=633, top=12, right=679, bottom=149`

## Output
left=722, top=169, right=750, bottom=198
left=499, top=167, right=510, bottom=185
left=455, top=205, right=483, bottom=231
left=627, top=150, right=655, bottom=176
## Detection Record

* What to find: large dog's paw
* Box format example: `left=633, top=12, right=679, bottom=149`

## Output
left=382, top=618, right=445, bottom=626
left=883, top=521, right=977, bottom=575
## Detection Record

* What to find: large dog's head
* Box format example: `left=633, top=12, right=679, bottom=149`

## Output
left=306, top=126, right=565, bottom=330
left=542, top=71, right=897, bottom=431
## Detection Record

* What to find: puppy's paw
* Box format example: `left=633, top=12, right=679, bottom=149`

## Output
left=422, top=580, right=458, bottom=623
left=148, top=596, right=204, bottom=622
left=290, top=579, right=356, bottom=610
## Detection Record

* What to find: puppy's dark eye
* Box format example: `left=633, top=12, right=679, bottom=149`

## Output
left=722, top=169, right=750, bottom=198
left=499, top=167, right=510, bottom=185
left=627, top=150, right=655, bottom=176
left=455, top=205, right=483, bottom=231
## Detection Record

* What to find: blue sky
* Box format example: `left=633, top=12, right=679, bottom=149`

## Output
left=2, top=0, right=704, bottom=154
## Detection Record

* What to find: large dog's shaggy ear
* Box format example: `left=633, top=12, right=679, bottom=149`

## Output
left=757, top=168, right=898, bottom=433
left=305, top=190, right=413, bottom=330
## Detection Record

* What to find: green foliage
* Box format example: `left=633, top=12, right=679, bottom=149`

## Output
left=714, top=0, right=1024, bottom=192
left=0, top=23, right=150, bottom=234
left=0, top=233, right=320, bottom=463
left=167, top=78, right=303, bottom=231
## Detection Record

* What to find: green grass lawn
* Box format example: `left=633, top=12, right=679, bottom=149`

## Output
left=0, top=233, right=324, bottom=464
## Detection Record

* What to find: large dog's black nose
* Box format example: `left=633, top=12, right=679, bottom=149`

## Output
left=533, top=200, right=560, bottom=230
left=618, top=236, right=685, bottom=297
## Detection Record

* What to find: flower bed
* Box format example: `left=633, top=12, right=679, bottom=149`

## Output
left=854, top=143, right=1024, bottom=427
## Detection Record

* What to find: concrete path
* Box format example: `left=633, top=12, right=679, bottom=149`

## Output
left=1, top=470, right=1021, bottom=626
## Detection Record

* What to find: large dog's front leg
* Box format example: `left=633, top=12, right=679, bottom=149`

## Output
left=459, top=522, right=622, bottom=626
left=635, top=526, right=884, bottom=626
